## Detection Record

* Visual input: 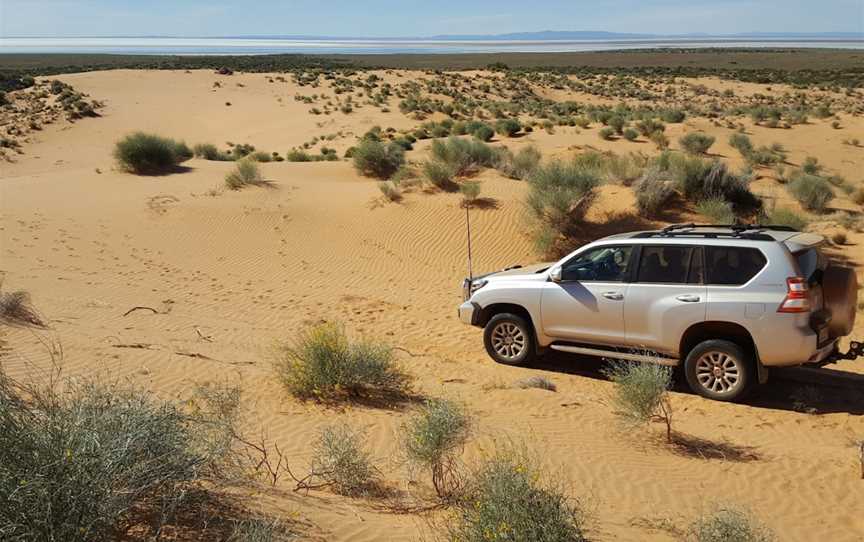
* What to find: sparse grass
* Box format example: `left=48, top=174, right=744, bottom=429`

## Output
left=494, top=145, right=542, bottom=180
left=604, top=360, right=674, bottom=443
left=764, top=207, right=808, bottom=230
left=447, top=447, right=586, bottom=542
left=728, top=133, right=753, bottom=157
left=679, top=132, right=715, bottom=155
left=0, top=370, right=243, bottom=541
left=227, top=517, right=290, bottom=542
left=352, top=139, right=405, bottom=179
left=688, top=507, right=775, bottom=542
left=649, top=130, right=670, bottom=150
left=697, top=197, right=736, bottom=223
left=514, top=376, right=557, bottom=392
left=114, top=132, right=192, bottom=174
left=310, top=424, right=379, bottom=496
left=271, top=322, right=411, bottom=402
left=788, top=173, right=835, bottom=212
left=378, top=181, right=402, bottom=202
left=634, top=169, right=675, bottom=217
left=225, top=159, right=264, bottom=190
left=402, top=398, right=471, bottom=500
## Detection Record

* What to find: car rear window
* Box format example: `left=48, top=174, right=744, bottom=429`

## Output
left=705, top=247, right=767, bottom=286
left=795, top=248, right=827, bottom=283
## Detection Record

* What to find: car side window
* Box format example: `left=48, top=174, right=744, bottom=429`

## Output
left=705, top=247, right=767, bottom=286
left=561, top=246, right=633, bottom=282
left=636, top=246, right=696, bottom=284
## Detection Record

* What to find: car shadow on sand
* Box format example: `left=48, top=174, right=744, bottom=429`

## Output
left=531, top=350, right=864, bottom=415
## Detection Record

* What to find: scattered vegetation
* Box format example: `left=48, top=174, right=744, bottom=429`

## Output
left=688, top=507, right=775, bottom=542
left=493, top=145, right=542, bottom=180
left=352, top=139, right=405, bottom=179
left=114, top=132, right=192, bottom=174
left=604, top=361, right=674, bottom=443
left=787, top=173, right=835, bottom=212
left=763, top=207, right=808, bottom=230
left=308, top=424, right=379, bottom=496
left=697, top=197, right=736, bottom=223
left=679, top=132, right=716, bottom=155
left=271, top=322, right=411, bottom=402
left=193, top=142, right=233, bottom=161
left=225, top=159, right=265, bottom=190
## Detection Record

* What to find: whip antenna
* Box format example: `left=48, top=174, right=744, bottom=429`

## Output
left=466, top=203, right=474, bottom=281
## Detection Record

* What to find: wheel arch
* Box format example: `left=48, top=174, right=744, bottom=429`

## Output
left=679, top=321, right=766, bottom=382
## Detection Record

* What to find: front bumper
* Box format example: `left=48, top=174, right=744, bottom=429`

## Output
left=458, top=301, right=480, bottom=326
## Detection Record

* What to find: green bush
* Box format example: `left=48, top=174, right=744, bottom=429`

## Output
left=114, top=132, right=192, bottom=174
left=352, top=139, right=405, bottom=179
left=689, top=507, right=775, bottom=542
left=660, top=109, right=686, bottom=123
left=472, top=124, right=495, bottom=142
left=403, top=398, right=471, bottom=499
left=679, top=132, right=716, bottom=155
left=460, top=180, right=482, bottom=204
left=788, top=173, right=834, bottom=212
left=447, top=448, right=586, bottom=542
left=225, top=159, right=264, bottom=190
left=430, top=137, right=495, bottom=175
left=670, top=158, right=759, bottom=209
left=604, top=361, right=673, bottom=442
left=423, top=160, right=458, bottom=191
left=598, top=127, right=616, bottom=140
left=194, top=143, right=234, bottom=161
left=0, top=372, right=240, bottom=541
left=635, top=119, right=665, bottom=137
left=634, top=170, right=675, bottom=217
left=622, top=128, right=638, bottom=141
left=495, top=118, right=522, bottom=137
left=764, top=207, right=808, bottom=230
left=310, top=424, right=378, bottom=496
left=697, top=197, right=736, bottom=223
left=802, top=156, right=821, bottom=175
left=728, top=133, right=753, bottom=157
left=650, top=131, right=670, bottom=150
left=493, top=145, right=542, bottom=180
left=271, top=322, right=410, bottom=401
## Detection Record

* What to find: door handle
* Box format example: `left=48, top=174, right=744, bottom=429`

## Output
left=602, top=292, right=624, bottom=300
left=676, top=294, right=701, bottom=303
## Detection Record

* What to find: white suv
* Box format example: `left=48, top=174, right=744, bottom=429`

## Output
left=458, top=224, right=861, bottom=401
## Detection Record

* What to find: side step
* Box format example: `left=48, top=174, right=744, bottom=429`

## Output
left=549, top=344, right=679, bottom=367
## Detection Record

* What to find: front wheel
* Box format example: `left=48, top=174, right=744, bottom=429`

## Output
left=683, top=340, right=753, bottom=402
left=483, top=313, right=536, bottom=366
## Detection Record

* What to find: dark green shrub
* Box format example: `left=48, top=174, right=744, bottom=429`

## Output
left=635, top=119, right=665, bottom=137
left=599, top=127, right=616, bottom=140
left=495, top=118, right=521, bottom=137
left=423, top=160, right=457, bottom=191
left=728, top=133, right=753, bottom=157
left=472, top=124, right=495, bottom=142
left=251, top=151, right=272, bottom=162
left=447, top=448, right=586, bottom=542
left=679, top=132, right=716, bottom=155
left=608, top=115, right=626, bottom=134
left=193, top=143, right=233, bottom=161
left=802, top=156, right=821, bottom=175
left=271, top=322, right=411, bottom=401
left=430, top=137, right=495, bottom=175
left=352, top=139, right=405, bottom=179
left=660, top=109, right=686, bottom=123
left=114, top=132, right=192, bottom=174
left=622, top=128, right=638, bottom=141
left=788, top=173, right=834, bottom=212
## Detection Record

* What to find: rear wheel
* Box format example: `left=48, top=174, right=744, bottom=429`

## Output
left=684, top=340, right=753, bottom=402
left=483, top=313, right=535, bottom=366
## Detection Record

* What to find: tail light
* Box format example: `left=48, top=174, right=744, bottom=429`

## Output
left=778, top=277, right=811, bottom=313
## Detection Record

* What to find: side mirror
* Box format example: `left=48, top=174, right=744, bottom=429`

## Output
left=550, top=267, right=562, bottom=283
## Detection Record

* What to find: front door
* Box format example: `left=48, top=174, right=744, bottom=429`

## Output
left=540, top=245, right=634, bottom=345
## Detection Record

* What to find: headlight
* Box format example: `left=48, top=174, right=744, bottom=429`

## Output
left=463, top=278, right=488, bottom=300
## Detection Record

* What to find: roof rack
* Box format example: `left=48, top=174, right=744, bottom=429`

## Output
left=660, top=223, right=797, bottom=234
left=635, top=223, right=795, bottom=242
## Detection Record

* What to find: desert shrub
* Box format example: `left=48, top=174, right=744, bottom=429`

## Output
left=352, top=139, right=405, bottom=179
left=802, top=156, right=821, bottom=175
left=688, top=507, right=775, bottom=542
left=604, top=360, right=673, bottom=442
left=527, top=159, right=600, bottom=254
left=430, top=137, right=495, bottom=175
left=852, top=188, right=864, bottom=205
left=679, top=132, right=716, bottom=155
left=285, top=149, right=314, bottom=162
left=423, top=160, right=458, bottom=191
left=635, top=119, right=665, bottom=137
left=728, top=133, right=753, bottom=156
left=0, top=372, right=240, bottom=541
left=495, top=118, right=521, bottom=137
left=392, top=136, right=413, bottom=151
left=114, top=132, right=192, bottom=174
left=634, top=169, right=675, bottom=217
left=271, top=322, right=410, bottom=401
left=602, top=153, right=644, bottom=185
left=697, top=197, right=736, bottom=223
left=0, top=289, right=46, bottom=328
left=514, top=376, right=557, bottom=392
left=494, top=145, right=541, bottom=180
left=447, top=448, right=586, bottom=542
left=649, top=130, right=670, bottom=150
left=460, top=180, right=482, bottom=205
left=671, top=158, right=759, bottom=210
left=788, top=173, right=835, bottom=212
left=599, top=127, right=616, bottom=140
left=622, top=128, right=638, bottom=141
left=403, top=398, right=471, bottom=499
left=608, top=115, right=627, bottom=134
left=832, top=231, right=847, bottom=245
left=378, top=181, right=402, bottom=202
left=250, top=151, right=272, bottom=162
left=194, top=143, right=233, bottom=161
left=471, top=123, right=495, bottom=142
left=746, top=144, right=786, bottom=166
left=227, top=517, right=289, bottom=542
left=225, top=159, right=264, bottom=190
left=765, top=207, right=808, bottom=230
left=309, top=424, right=378, bottom=496
left=231, top=143, right=255, bottom=159
left=660, top=109, right=686, bottom=123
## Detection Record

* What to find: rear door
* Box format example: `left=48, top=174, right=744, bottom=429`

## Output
left=624, top=245, right=706, bottom=356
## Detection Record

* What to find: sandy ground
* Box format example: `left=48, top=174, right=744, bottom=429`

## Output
left=1, top=69, right=864, bottom=541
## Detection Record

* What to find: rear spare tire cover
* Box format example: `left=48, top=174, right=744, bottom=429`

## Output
left=823, top=266, right=857, bottom=337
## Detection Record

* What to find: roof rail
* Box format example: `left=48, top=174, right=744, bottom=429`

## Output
left=660, top=223, right=798, bottom=235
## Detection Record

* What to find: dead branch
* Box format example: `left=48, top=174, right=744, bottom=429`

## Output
left=122, top=306, right=159, bottom=317
left=195, top=327, right=214, bottom=342
left=111, top=343, right=159, bottom=350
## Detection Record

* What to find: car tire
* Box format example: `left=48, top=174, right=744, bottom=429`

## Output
left=683, top=340, right=753, bottom=402
left=483, top=313, right=535, bottom=366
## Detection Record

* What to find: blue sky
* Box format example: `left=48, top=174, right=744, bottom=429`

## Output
left=2, top=0, right=862, bottom=37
